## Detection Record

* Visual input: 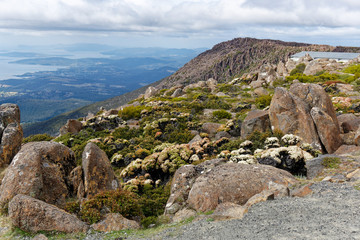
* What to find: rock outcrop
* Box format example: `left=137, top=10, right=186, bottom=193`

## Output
left=269, top=83, right=341, bottom=153
left=9, top=194, right=88, bottom=233
left=0, top=142, right=76, bottom=208
left=0, top=103, right=23, bottom=167
left=82, top=142, right=119, bottom=198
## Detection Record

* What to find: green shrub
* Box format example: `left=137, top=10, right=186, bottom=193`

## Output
left=141, top=216, right=158, bottom=228
left=112, top=126, right=143, bottom=140
left=290, top=63, right=306, bottom=76
left=162, top=122, right=194, bottom=144
left=64, top=201, right=80, bottom=215
left=118, top=105, right=149, bottom=121
left=343, top=64, right=360, bottom=75
left=22, top=134, right=54, bottom=144
left=218, top=138, right=244, bottom=151
left=138, top=184, right=171, bottom=218
left=80, top=188, right=143, bottom=224
left=246, top=130, right=272, bottom=152
left=255, top=94, right=272, bottom=109
left=218, top=84, right=241, bottom=93
left=212, top=109, right=232, bottom=120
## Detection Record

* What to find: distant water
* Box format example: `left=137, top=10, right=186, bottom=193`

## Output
left=0, top=51, right=108, bottom=81
left=0, top=56, right=62, bottom=80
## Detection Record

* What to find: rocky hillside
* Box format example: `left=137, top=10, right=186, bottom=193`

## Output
left=2, top=39, right=360, bottom=239
left=22, top=37, right=360, bottom=137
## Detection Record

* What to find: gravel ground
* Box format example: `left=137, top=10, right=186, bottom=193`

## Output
left=138, top=182, right=360, bottom=240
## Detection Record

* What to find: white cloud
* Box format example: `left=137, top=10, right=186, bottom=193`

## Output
left=0, top=0, right=360, bottom=46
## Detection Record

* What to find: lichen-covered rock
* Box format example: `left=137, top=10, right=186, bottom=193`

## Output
left=269, top=87, right=320, bottom=149
left=165, top=158, right=226, bottom=215
left=82, top=143, right=119, bottom=198
left=256, top=146, right=312, bottom=175
left=186, top=163, right=295, bottom=213
left=241, top=110, right=271, bottom=138
left=0, top=142, right=76, bottom=208
left=91, top=213, right=140, bottom=232
left=9, top=194, right=89, bottom=233
left=0, top=103, right=23, bottom=167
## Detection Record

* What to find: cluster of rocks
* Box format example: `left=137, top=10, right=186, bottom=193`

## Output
left=0, top=135, right=135, bottom=233
left=244, top=52, right=360, bottom=92
left=241, top=82, right=342, bottom=154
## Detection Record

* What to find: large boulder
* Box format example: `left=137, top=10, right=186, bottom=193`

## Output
left=0, top=142, right=76, bottom=208
left=82, top=142, right=119, bottom=198
left=9, top=194, right=89, bottom=233
left=165, top=158, right=226, bottom=215
left=186, top=164, right=295, bottom=212
left=241, top=110, right=271, bottom=138
left=165, top=161, right=295, bottom=215
left=0, top=103, right=23, bottom=167
left=269, top=83, right=341, bottom=153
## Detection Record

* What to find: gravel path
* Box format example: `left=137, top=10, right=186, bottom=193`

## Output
left=142, top=182, right=360, bottom=240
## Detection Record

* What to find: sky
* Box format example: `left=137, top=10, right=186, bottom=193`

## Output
left=1, top=0, right=360, bottom=50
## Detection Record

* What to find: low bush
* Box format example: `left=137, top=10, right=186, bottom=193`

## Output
left=255, top=94, right=272, bottom=109
left=22, top=134, right=54, bottom=144
left=80, top=188, right=143, bottom=224
left=290, top=63, right=306, bottom=76
left=212, top=109, right=232, bottom=120
left=118, top=105, right=149, bottom=121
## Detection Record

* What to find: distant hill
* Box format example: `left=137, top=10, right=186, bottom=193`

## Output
left=156, top=37, right=359, bottom=89
left=23, top=37, right=360, bottom=137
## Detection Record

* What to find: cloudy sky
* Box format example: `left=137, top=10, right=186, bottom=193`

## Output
left=1, top=0, right=360, bottom=49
